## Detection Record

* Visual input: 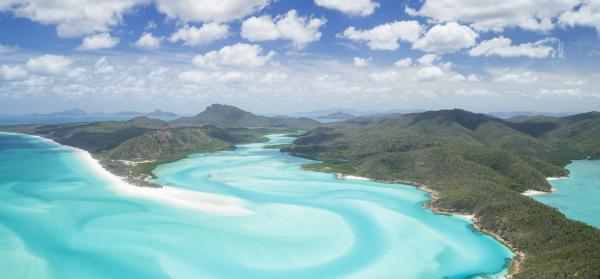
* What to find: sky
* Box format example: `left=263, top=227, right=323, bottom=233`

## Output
left=0, top=0, right=600, bottom=115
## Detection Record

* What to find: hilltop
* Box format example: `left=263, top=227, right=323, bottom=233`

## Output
left=317, top=111, right=356, bottom=120
left=171, top=104, right=319, bottom=129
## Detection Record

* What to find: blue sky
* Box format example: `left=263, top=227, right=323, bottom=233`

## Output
left=1, top=0, right=599, bottom=114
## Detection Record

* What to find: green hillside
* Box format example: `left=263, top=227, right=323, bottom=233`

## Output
left=283, top=109, right=600, bottom=278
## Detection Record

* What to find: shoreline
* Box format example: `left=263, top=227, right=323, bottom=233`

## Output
left=1, top=132, right=254, bottom=216
left=337, top=173, right=522, bottom=279
left=521, top=175, right=570, bottom=196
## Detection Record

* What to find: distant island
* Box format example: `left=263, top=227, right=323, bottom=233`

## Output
left=26, top=108, right=178, bottom=118
left=317, top=111, right=356, bottom=120
left=1, top=105, right=600, bottom=278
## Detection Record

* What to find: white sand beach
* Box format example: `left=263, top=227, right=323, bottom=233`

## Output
left=336, top=173, right=370, bottom=181
left=1, top=132, right=253, bottom=216
left=76, top=150, right=254, bottom=216
left=547, top=176, right=569, bottom=181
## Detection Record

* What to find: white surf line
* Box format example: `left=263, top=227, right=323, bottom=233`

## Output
left=521, top=175, right=569, bottom=196
left=1, top=132, right=254, bottom=216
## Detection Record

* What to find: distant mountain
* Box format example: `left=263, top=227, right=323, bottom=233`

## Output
left=290, top=108, right=366, bottom=119
left=171, top=104, right=319, bottom=129
left=29, top=108, right=88, bottom=116
left=317, top=111, right=356, bottom=120
left=146, top=109, right=177, bottom=118
left=488, top=111, right=577, bottom=119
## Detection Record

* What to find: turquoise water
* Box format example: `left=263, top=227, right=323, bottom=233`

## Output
left=0, top=133, right=513, bottom=278
left=533, top=160, right=600, bottom=228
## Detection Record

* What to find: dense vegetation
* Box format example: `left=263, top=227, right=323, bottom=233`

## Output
left=283, top=109, right=600, bottom=278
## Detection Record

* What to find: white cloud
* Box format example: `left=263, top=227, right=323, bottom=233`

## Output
left=413, top=22, right=478, bottom=54
left=314, top=0, right=379, bottom=16
left=467, top=74, right=479, bottom=82
left=241, top=10, right=326, bottom=47
left=145, top=21, right=157, bottom=30
left=370, top=71, right=400, bottom=83
left=413, top=66, right=445, bottom=82
left=495, top=72, right=539, bottom=84
left=408, top=0, right=580, bottom=32
left=155, top=0, right=270, bottom=22
left=134, top=32, right=163, bottom=50
left=179, top=71, right=245, bottom=84
left=26, top=55, right=73, bottom=75
left=67, top=67, right=87, bottom=79
left=417, top=54, right=439, bottom=65
left=0, top=65, right=28, bottom=80
left=0, top=0, right=141, bottom=37
left=261, top=71, right=288, bottom=83
left=192, top=43, right=275, bottom=68
left=353, top=57, right=371, bottom=67
left=394, top=57, right=412, bottom=68
left=169, top=23, right=229, bottom=47
left=94, top=57, right=114, bottom=74
left=340, top=21, right=422, bottom=50
left=469, top=37, right=561, bottom=58
left=559, top=1, right=600, bottom=34
left=77, top=33, right=119, bottom=50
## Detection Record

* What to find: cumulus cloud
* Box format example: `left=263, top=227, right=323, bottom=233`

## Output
left=417, top=54, right=439, bottom=65
left=394, top=57, right=412, bottom=67
left=339, top=21, right=422, bottom=50
left=77, top=33, right=119, bottom=51
left=353, top=57, right=371, bottom=67
left=495, top=72, right=539, bottom=84
left=179, top=71, right=245, bottom=85
left=559, top=1, right=600, bottom=34
left=261, top=71, right=288, bottom=83
left=241, top=10, right=326, bottom=47
left=469, top=36, right=561, bottom=58
left=94, top=57, right=114, bottom=74
left=314, top=0, right=379, bottom=16
left=0, top=65, right=28, bottom=80
left=413, top=66, right=445, bottom=82
left=26, top=55, right=73, bottom=75
left=467, top=74, right=479, bottom=82
left=192, top=43, right=275, bottom=68
left=134, top=32, right=163, bottom=50
left=155, top=0, right=269, bottom=22
left=370, top=71, right=400, bottom=83
left=413, top=22, right=478, bottom=54
left=0, top=0, right=141, bottom=37
left=407, top=0, right=580, bottom=32
left=169, top=23, right=230, bottom=47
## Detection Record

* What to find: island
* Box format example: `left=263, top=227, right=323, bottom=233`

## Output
left=317, top=111, right=357, bottom=120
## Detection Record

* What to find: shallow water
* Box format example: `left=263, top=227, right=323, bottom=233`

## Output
left=0, top=133, right=513, bottom=278
left=533, top=160, right=600, bottom=228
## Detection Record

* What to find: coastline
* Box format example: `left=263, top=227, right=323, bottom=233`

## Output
left=521, top=175, right=570, bottom=196
left=1, top=132, right=254, bottom=216
left=337, top=173, right=522, bottom=279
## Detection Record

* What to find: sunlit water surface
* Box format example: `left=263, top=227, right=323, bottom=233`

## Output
left=0, top=133, right=513, bottom=278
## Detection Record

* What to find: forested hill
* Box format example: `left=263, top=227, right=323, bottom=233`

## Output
left=283, top=108, right=600, bottom=278
left=171, top=104, right=320, bottom=129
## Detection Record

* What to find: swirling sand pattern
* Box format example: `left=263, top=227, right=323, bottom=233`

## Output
left=0, top=133, right=512, bottom=278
